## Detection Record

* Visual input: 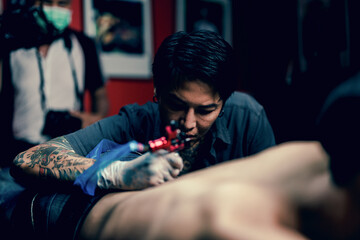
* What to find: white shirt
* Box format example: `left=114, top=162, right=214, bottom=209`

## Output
left=10, top=35, right=85, bottom=144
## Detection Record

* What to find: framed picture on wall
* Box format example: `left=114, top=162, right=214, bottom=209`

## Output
left=176, top=0, right=232, bottom=45
left=83, top=0, right=153, bottom=78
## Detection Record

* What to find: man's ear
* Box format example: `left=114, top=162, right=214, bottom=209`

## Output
left=153, top=88, right=159, bottom=103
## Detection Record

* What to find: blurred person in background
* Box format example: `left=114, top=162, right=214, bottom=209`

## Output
left=0, top=0, right=109, bottom=167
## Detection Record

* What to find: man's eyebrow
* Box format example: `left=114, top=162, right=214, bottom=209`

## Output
left=167, top=93, right=221, bottom=109
left=197, top=103, right=220, bottom=109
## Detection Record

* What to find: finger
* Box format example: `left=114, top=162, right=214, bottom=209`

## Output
left=167, top=152, right=183, bottom=170
left=149, top=176, right=166, bottom=186
left=154, top=149, right=170, bottom=156
left=171, top=168, right=181, bottom=178
left=164, top=170, right=176, bottom=181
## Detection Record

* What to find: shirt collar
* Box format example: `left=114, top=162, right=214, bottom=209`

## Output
left=212, top=117, right=231, bottom=145
left=207, top=117, right=231, bottom=158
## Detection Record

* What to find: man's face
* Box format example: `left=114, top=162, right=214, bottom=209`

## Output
left=35, top=0, right=72, bottom=9
left=159, top=80, right=223, bottom=149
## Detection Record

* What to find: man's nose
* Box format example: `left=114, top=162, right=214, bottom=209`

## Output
left=183, top=108, right=196, bottom=131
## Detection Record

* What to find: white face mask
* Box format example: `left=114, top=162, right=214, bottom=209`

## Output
left=42, top=6, right=72, bottom=32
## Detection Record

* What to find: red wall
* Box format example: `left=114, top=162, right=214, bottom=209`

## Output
left=69, top=0, right=83, bottom=32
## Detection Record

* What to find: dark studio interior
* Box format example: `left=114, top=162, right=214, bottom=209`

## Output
left=1, top=1, right=360, bottom=239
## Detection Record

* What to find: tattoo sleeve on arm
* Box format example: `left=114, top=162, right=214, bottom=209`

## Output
left=13, top=136, right=95, bottom=182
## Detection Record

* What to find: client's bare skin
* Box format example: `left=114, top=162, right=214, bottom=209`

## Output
left=79, top=141, right=360, bottom=240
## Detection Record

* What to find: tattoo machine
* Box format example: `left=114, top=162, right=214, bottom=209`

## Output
left=138, top=120, right=190, bottom=153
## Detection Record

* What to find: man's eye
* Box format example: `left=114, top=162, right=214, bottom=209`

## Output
left=165, top=98, right=186, bottom=111
left=196, top=109, right=214, bottom=115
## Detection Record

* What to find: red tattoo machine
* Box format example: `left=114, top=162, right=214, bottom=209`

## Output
left=139, top=120, right=190, bottom=153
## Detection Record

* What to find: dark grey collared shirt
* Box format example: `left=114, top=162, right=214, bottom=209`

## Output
left=66, top=91, right=275, bottom=170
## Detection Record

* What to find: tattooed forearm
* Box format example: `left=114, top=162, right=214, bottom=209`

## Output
left=13, top=136, right=96, bottom=182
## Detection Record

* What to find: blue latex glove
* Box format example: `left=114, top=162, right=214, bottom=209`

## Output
left=74, top=139, right=143, bottom=196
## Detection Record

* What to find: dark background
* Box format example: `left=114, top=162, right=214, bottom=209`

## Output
left=232, top=0, right=360, bottom=143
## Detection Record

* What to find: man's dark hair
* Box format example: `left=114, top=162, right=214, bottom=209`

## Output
left=152, top=30, right=237, bottom=102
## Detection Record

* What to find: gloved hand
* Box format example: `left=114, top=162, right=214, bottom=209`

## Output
left=97, top=150, right=183, bottom=190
